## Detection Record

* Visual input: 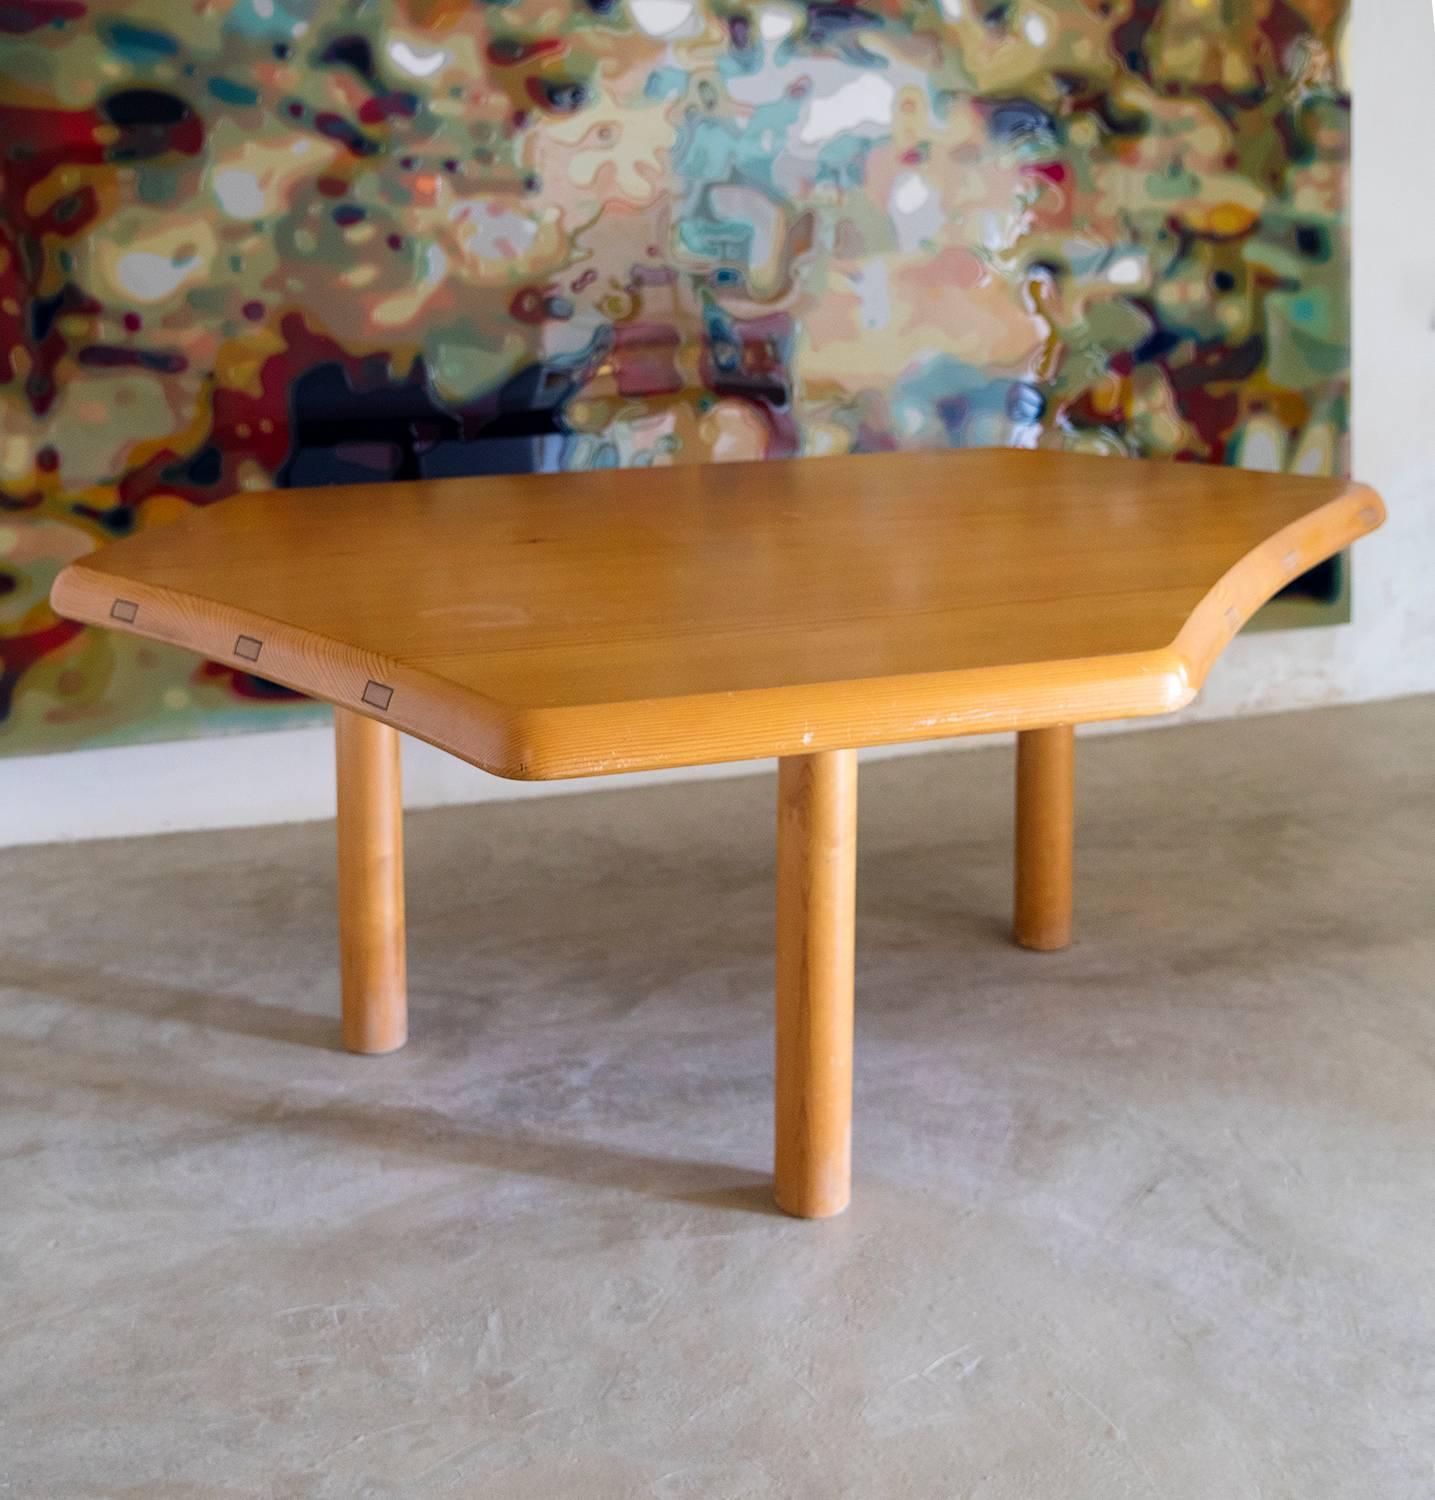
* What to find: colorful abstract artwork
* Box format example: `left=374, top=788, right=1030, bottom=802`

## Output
left=1, top=0, right=1351, bottom=754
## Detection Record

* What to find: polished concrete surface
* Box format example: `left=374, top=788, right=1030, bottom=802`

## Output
left=4, top=698, right=1433, bottom=1497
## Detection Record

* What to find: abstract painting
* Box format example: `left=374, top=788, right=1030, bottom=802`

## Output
left=0, top=0, right=1352, bottom=754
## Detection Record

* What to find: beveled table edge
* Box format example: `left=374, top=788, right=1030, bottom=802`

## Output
left=50, top=480, right=1385, bottom=780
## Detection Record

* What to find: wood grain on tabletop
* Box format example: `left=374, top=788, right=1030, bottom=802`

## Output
left=50, top=448, right=1385, bottom=779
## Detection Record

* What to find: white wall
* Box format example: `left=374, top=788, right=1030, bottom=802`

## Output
left=3, top=0, right=1432, bottom=849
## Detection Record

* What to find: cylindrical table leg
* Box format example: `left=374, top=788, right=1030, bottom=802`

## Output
left=335, top=707, right=407, bottom=1054
left=775, top=749, right=858, bottom=1219
left=1013, top=724, right=1074, bottom=953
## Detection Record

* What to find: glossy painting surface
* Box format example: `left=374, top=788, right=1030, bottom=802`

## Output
left=1, top=1, right=1351, bottom=753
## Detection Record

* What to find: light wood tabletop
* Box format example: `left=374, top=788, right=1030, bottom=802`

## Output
left=51, top=448, right=1385, bottom=1218
left=52, top=448, right=1383, bottom=781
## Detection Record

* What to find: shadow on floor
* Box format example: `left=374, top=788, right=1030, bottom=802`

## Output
left=0, top=982, right=785, bottom=1217
left=2, top=955, right=341, bottom=1052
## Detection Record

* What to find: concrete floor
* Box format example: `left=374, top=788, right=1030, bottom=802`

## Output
left=3, top=698, right=1434, bottom=1498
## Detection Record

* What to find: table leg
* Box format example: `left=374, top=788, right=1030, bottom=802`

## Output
left=1013, top=724, right=1074, bottom=952
left=335, top=707, right=407, bottom=1055
left=775, top=750, right=858, bottom=1219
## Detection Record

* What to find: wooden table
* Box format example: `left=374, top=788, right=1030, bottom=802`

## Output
left=51, top=449, right=1384, bottom=1217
